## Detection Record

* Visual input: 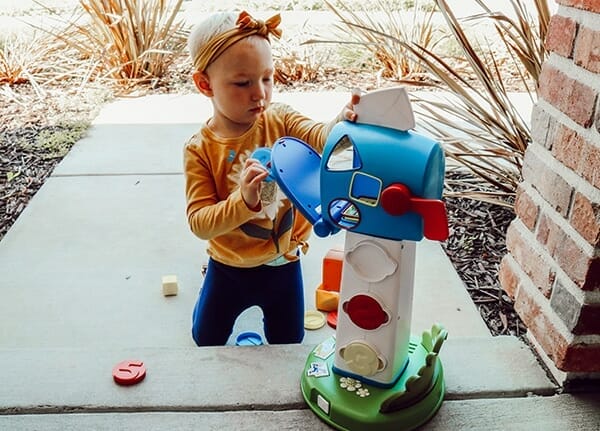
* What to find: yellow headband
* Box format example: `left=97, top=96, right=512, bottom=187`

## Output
left=193, top=11, right=282, bottom=72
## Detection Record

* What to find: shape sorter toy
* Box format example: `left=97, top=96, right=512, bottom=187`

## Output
left=269, top=87, right=450, bottom=431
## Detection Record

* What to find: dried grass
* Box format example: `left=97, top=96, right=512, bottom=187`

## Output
left=31, top=0, right=188, bottom=90
left=0, top=35, right=47, bottom=88
left=307, top=0, right=441, bottom=81
left=3, top=0, right=551, bottom=207
left=273, top=23, right=332, bottom=84
left=409, top=0, right=549, bottom=207
left=319, top=0, right=549, bottom=208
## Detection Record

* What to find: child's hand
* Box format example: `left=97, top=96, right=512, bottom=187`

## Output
left=240, top=158, right=269, bottom=210
left=341, top=88, right=361, bottom=122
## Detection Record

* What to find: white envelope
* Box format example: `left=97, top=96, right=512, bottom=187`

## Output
left=354, top=86, right=415, bottom=131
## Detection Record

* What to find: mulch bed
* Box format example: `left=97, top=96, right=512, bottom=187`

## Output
left=0, top=76, right=526, bottom=338
left=443, top=174, right=526, bottom=338
left=1, top=83, right=103, bottom=239
left=0, top=125, right=63, bottom=239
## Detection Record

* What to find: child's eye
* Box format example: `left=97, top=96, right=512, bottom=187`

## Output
left=234, top=81, right=250, bottom=87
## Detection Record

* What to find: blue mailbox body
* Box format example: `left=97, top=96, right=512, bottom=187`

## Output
left=271, top=121, right=447, bottom=242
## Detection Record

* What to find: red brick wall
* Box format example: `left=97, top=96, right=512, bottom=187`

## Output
left=499, top=0, right=600, bottom=378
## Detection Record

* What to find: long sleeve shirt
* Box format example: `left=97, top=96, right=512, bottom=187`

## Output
left=184, top=102, right=341, bottom=268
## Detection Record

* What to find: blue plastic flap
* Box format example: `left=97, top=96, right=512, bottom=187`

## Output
left=270, top=136, right=322, bottom=225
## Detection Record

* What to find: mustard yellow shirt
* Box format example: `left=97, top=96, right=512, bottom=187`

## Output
left=184, top=102, right=341, bottom=268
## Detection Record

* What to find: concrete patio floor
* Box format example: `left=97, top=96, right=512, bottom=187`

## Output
left=0, top=92, right=598, bottom=430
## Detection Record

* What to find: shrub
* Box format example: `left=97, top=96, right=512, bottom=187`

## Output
left=408, top=0, right=550, bottom=207
left=273, top=22, right=332, bottom=84
left=319, top=0, right=441, bottom=81
left=0, top=35, right=46, bottom=87
left=322, top=0, right=550, bottom=207
left=39, top=0, right=188, bottom=89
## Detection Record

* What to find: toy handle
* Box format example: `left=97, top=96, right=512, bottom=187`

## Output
left=410, top=198, right=449, bottom=241
left=381, top=183, right=449, bottom=241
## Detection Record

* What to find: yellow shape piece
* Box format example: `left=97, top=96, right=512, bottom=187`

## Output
left=315, top=285, right=339, bottom=311
left=161, top=274, right=178, bottom=296
left=304, top=310, right=326, bottom=330
left=339, top=340, right=386, bottom=376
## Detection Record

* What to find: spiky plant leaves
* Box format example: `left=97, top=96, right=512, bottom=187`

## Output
left=31, top=0, right=188, bottom=90
left=317, top=0, right=549, bottom=207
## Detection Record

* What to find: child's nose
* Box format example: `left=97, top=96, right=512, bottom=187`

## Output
left=252, top=83, right=266, bottom=100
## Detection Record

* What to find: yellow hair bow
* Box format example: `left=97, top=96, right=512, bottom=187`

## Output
left=237, top=11, right=282, bottom=39
left=193, top=11, right=282, bottom=72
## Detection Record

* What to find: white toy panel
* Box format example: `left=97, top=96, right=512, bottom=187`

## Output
left=334, top=232, right=416, bottom=386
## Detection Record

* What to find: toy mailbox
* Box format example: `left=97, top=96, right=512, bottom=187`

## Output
left=317, top=120, right=448, bottom=242
left=270, top=87, right=449, bottom=431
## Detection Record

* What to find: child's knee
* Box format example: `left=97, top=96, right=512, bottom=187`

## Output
left=265, top=325, right=304, bottom=344
left=191, top=325, right=230, bottom=346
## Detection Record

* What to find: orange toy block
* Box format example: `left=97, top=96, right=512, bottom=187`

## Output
left=322, top=247, right=344, bottom=292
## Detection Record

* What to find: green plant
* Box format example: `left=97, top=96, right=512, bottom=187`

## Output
left=316, top=0, right=441, bottom=80
left=37, top=0, right=188, bottom=89
left=36, top=122, right=89, bottom=159
left=16, top=121, right=89, bottom=159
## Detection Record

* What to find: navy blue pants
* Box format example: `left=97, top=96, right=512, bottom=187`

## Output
left=191, top=258, right=305, bottom=346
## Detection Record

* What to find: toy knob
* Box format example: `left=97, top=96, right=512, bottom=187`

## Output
left=381, top=184, right=412, bottom=216
left=381, top=183, right=449, bottom=241
left=314, top=218, right=339, bottom=238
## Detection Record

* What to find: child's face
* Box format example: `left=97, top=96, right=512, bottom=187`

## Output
left=197, top=36, right=274, bottom=137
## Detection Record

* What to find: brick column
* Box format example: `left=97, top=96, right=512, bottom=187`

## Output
left=499, top=0, right=600, bottom=390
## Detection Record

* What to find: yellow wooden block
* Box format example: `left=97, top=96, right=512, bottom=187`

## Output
left=162, top=274, right=178, bottom=296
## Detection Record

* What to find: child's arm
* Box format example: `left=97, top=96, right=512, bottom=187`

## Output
left=184, top=144, right=262, bottom=240
left=279, top=89, right=361, bottom=152
left=340, top=88, right=361, bottom=123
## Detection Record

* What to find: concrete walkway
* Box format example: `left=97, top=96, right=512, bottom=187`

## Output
left=0, top=92, right=597, bottom=429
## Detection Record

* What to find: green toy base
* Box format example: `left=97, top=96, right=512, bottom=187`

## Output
left=301, top=335, right=445, bottom=431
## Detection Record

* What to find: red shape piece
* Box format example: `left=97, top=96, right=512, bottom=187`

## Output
left=342, top=294, right=389, bottom=330
left=381, top=183, right=449, bottom=241
left=327, top=310, right=338, bottom=329
left=112, top=360, right=146, bottom=386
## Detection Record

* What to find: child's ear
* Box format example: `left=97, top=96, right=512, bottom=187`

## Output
left=193, top=71, right=213, bottom=96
